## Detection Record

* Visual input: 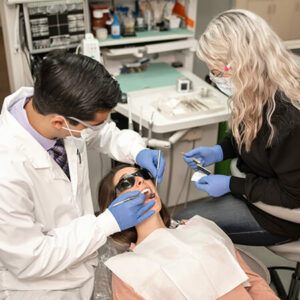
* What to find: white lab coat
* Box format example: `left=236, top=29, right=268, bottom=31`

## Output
left=0, top=87, right=146, bottom=299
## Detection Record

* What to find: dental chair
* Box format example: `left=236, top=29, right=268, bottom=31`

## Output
left=231, top=158, right=300, bottom=300
left=94, top=229, right=272, bottom=299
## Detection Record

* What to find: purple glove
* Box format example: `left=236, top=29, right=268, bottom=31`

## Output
left=194, top=175, right=231, bottom=197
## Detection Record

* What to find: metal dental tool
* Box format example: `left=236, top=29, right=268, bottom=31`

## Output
left=112, top=195, right=139, bottom=207
left=148, top=111, right=154, bottom=140
left=155, top=150, right=161, bottom=188
left=181, top=152, right=211, bottom=175
left=139, top=106, right=143, bottom=136
left=128, top=95, right=134, bottom=130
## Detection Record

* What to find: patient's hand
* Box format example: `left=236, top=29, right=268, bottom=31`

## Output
left=129, top=243, right=136, bottom=250
left=180, top=219, right=188, bottom=224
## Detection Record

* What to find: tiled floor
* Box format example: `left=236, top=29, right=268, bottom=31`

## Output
left=0, top=28, right=10, bottom=108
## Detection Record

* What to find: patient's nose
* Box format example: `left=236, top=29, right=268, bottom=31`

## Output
left=135, top=176, right=144, bottom=187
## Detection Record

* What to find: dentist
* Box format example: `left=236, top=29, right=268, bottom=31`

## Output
left=0, top=50, right=165, bottom=299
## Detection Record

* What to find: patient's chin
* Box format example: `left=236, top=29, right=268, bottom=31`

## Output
left=144, top=196, right=161, bottom=213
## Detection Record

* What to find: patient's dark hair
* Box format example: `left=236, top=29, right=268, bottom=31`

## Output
left=98, top=164, right=171, bottom=246
left=33, top=49, right=121, bottom=125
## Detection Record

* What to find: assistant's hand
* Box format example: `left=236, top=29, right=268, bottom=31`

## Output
left=183, top=145, right=223, bottom=170
left=194, top=175, right=231, bottom=197
left=108, top=191, right=155, bottom=231
left=136, top=149, right=165, bottom=183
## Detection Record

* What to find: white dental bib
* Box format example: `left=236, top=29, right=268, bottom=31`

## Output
left=105, top=216, right=249, bottom=300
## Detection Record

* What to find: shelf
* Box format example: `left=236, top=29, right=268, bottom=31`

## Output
left=283, top=39, right=300, bottom=50
left=98, top=28, right=194, bottom=47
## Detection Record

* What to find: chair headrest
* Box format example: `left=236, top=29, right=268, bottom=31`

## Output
left=268, top=240, right=300, bottom=262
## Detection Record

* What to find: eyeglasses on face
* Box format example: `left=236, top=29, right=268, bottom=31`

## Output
left=114, top=168, right=153, bottom=196
left=67, top=116, right=107, bottom=130
left=210, top=69, right=225, bottom=78
left=209, top=64, right=230, bottom=78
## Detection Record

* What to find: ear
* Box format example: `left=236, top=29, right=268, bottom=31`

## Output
left=50, top=115, right=65, bottom=130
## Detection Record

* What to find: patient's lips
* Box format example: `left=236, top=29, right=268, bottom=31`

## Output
left=141, top=188, right=156, bottom=201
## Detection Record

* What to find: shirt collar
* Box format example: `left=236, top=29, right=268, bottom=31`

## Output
left=9, top=97, right=56, bottom=151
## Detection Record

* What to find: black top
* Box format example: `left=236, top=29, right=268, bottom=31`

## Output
left=219, top=91, right=300, bottom=239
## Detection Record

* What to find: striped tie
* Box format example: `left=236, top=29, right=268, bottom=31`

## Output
left=48, top=138, right=70, bottom=180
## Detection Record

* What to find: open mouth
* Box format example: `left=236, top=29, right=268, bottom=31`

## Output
left=141, top=188, right=156, bottom=200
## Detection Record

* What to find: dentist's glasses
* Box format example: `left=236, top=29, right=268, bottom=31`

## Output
left=114, top=169, right=153, bottom=196
left=67, top=116, right=107, bottom=131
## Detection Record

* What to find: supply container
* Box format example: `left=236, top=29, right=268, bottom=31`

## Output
left=111, top=12, right=121, bottom=39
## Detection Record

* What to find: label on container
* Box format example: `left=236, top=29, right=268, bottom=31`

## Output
left=111, top=25, right=120, bottom=36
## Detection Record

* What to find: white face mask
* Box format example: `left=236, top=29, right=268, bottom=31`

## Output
left=209, top=72, right=233, bottom=97
left=59, top=115, right=107, bottom=154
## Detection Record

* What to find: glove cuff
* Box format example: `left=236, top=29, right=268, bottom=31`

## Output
left=213, top=145, right=224, bottom=162
left=226, top=175, right=232, bottom=194
left=97, top=209, right=121, bottom=236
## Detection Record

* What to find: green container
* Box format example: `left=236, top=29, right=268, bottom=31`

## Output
left=215, top=122, right=232, bottom=175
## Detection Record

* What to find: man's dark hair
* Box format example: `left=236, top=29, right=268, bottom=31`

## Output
left=33, top=50, right=121, bottom=124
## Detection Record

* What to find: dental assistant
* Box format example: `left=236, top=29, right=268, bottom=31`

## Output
left=0, top=50, right=165, bottom=299
left=177, top=9, right=300, bottom=246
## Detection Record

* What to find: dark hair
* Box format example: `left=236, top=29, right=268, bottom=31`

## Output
left=33, top=50, right=121, bottom=124
left=98, top=164, right=171, bottom=246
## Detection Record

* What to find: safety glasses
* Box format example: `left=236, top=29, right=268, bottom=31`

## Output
left=209, top=64, right=231, bottom=78
left=67, top=116, right=107, bottom=131
left=114, top=169, right=153, bottom=196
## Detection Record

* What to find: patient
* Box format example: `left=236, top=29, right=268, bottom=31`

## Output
left=97, top=164, right=279, bottom=300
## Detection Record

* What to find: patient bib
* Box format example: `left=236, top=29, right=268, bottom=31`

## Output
left=105, top=215, right=249, bottom=300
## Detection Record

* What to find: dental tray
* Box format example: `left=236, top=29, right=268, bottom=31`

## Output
left=152, top=92, right=224, bottom=120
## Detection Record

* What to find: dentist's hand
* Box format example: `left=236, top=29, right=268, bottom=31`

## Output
left=108, top=191, right=155, bottom=231
left=194, top=175, right=231, bottom=197
left=183, top=145, right=223, bottom=170
left=136, top=149, right=165, bottom=183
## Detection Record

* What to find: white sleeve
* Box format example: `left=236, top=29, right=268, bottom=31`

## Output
left=0, top=176, right=120, bottom=280
left=85, top=121, right=146, bottom=164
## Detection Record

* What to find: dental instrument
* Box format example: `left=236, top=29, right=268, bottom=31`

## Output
left=155, top=150, right=161, bottom=188
left=112, top=195, right=139, bottom=207
left=148, top=111, right=154, bottom=140
left=181, top=152, right=211, bottom=175
left=139, top=106, right=143, bottom=136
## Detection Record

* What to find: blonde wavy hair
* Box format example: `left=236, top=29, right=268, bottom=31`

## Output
left=197, top=9, right=300, bottom=152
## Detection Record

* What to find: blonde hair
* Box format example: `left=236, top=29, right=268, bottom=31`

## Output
left=197, top=9, right=300, bottom=152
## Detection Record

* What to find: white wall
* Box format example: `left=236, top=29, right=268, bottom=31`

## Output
left=193, top=0, right=233, bottom=80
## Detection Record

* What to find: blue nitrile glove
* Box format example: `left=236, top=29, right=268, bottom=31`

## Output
left=194, top=175, right=231, bottom=197
left=136, top=149, right=165, bottom=184
left=184, top=145, right=223, bottom=170
left=108, top=191, right=155, bottom=231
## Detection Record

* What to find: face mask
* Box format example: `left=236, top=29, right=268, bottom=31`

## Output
left=60, top=116, right=107, bottom=137
left=209, top=72, right=233, bottom=97
left=59, top=115, right=107, bottom=154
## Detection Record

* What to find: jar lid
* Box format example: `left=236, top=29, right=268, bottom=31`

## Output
left=93, top=10, right=104, bottom=19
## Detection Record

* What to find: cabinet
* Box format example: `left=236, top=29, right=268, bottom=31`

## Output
left=290, top=0, right=300, bottom=40
left=235, top=0, right=300, bottom=41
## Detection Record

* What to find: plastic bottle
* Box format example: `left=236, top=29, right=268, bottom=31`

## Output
left=111, top=12, right=121, bottom=39
left=91, top=6, right=109, bottom=35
